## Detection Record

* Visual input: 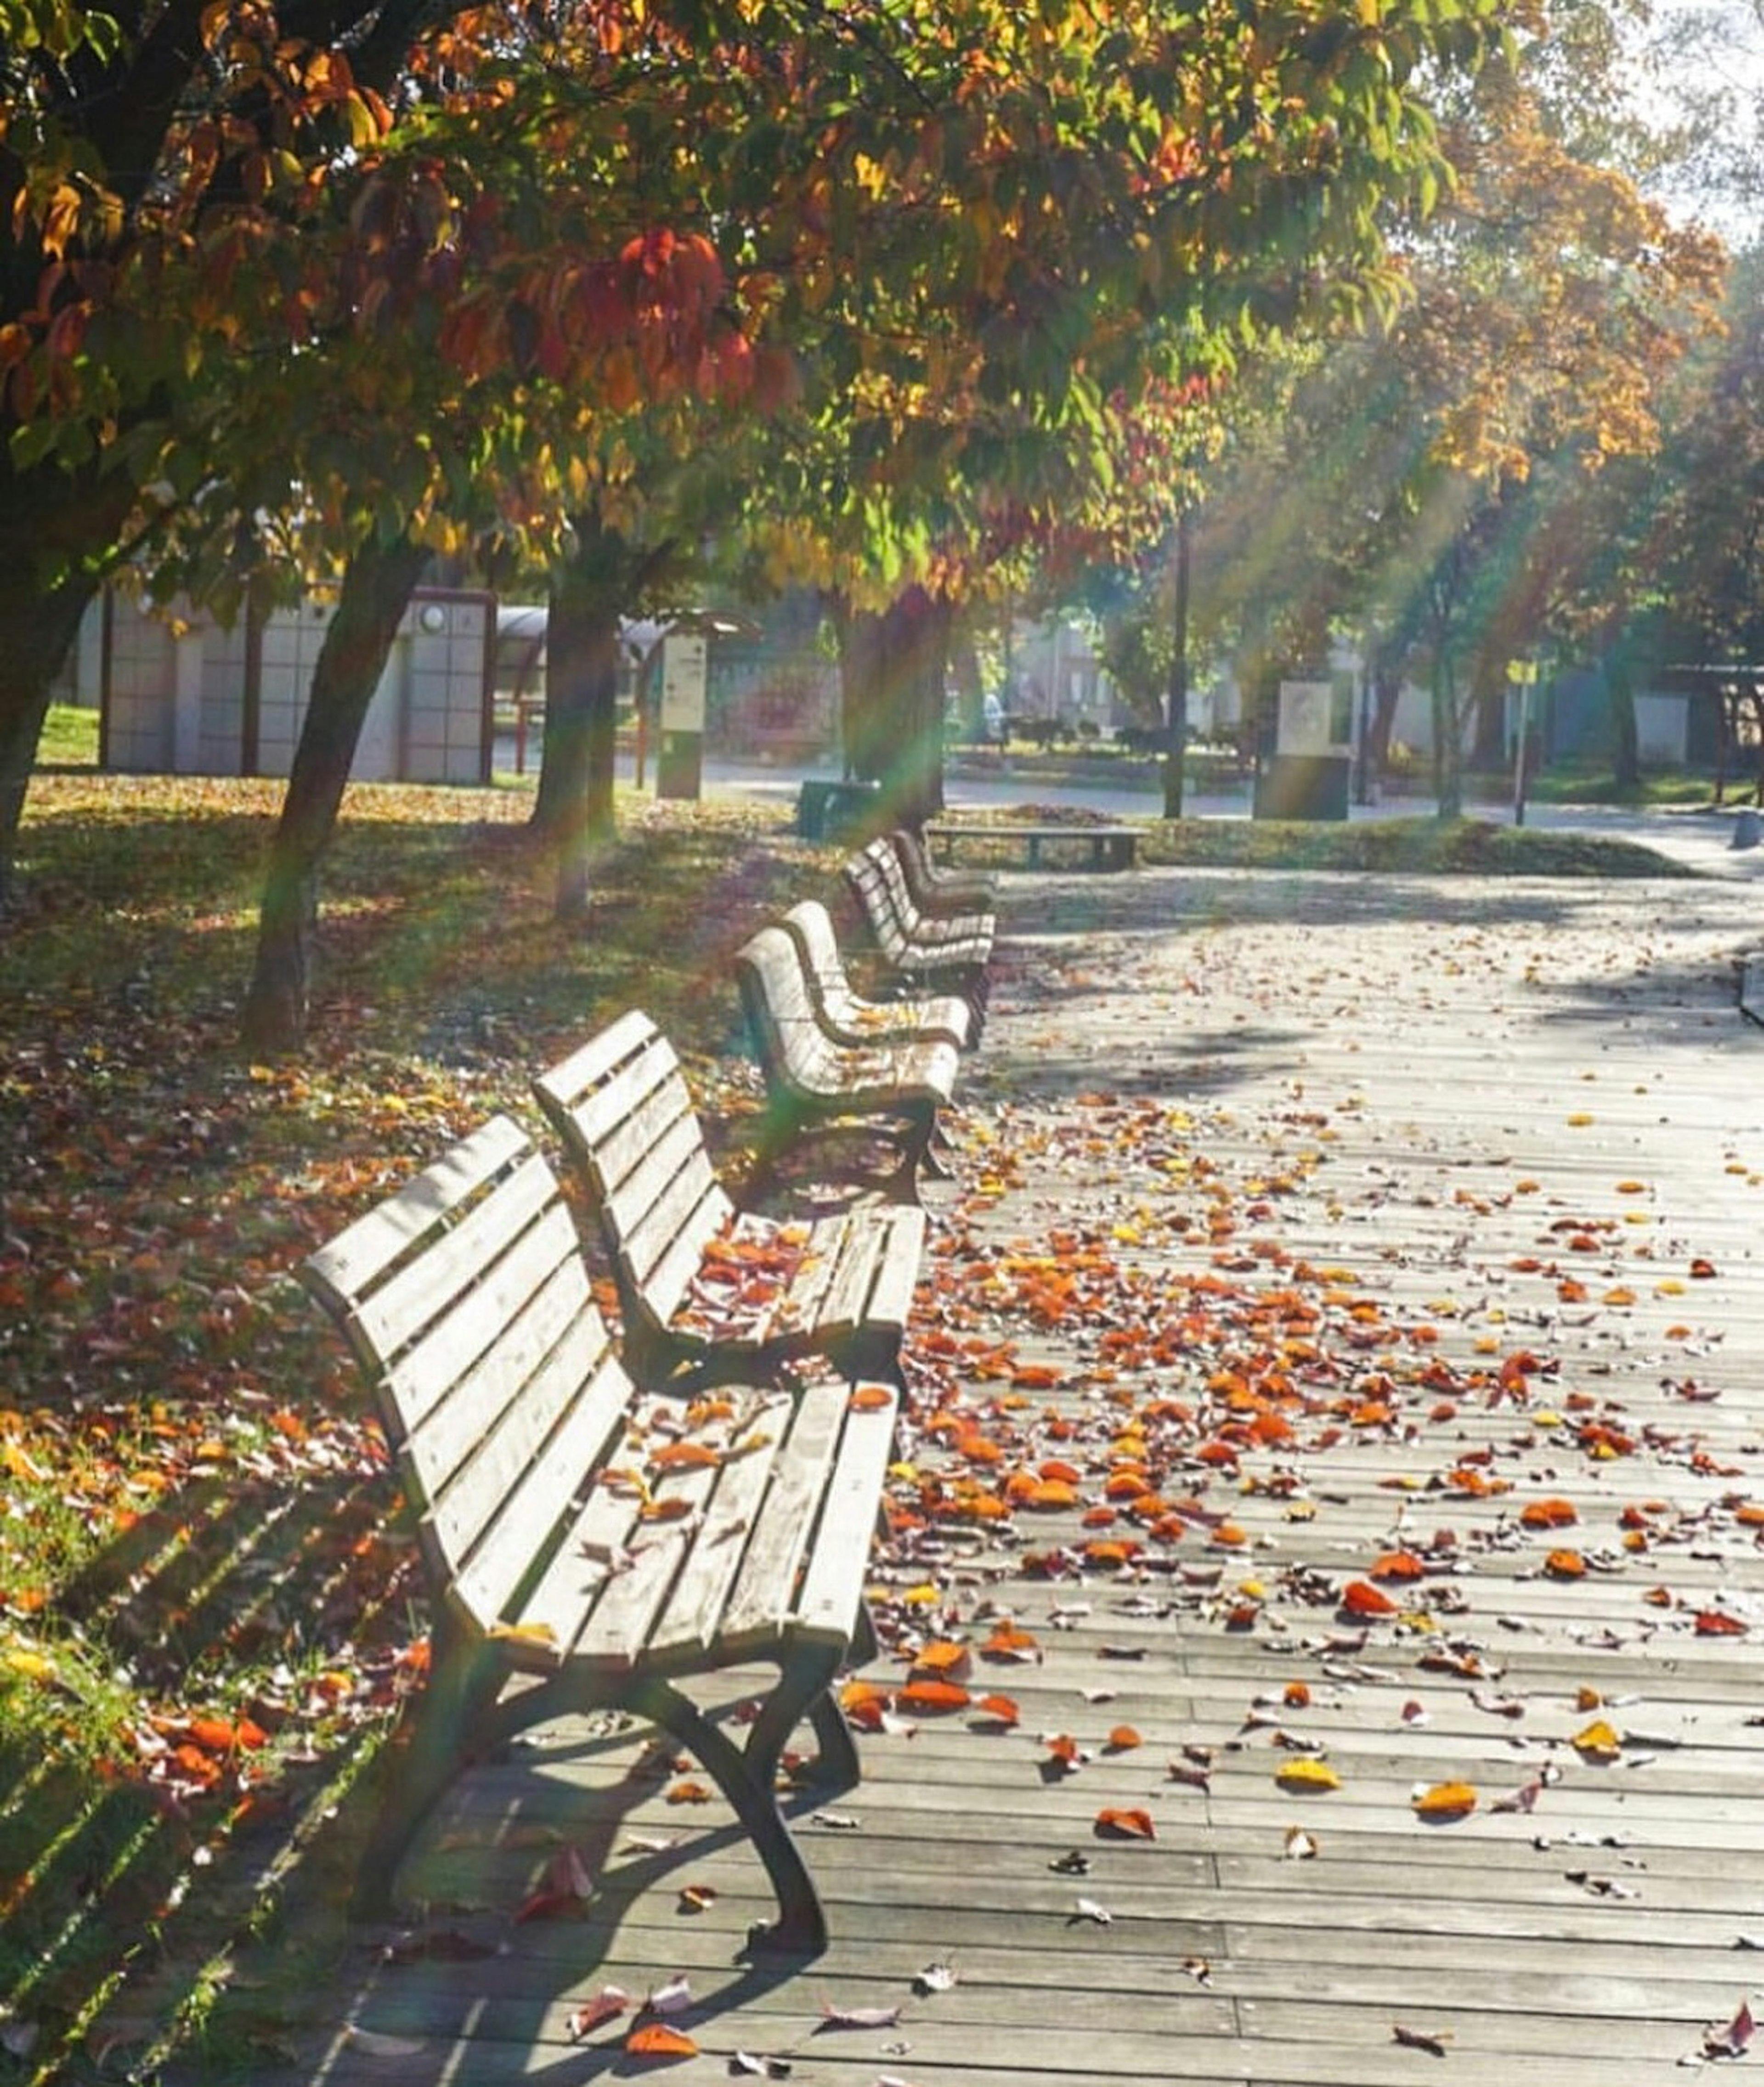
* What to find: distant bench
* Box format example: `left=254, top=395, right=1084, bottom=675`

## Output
left=925, top=820, right=1141, bottom=873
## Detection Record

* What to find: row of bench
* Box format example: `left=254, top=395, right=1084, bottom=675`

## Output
left=299, top=828, right=997, bottom=1954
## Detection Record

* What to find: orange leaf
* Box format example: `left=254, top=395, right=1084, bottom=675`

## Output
left=650, top=1442, right=720, bottom=1469
left=665, top=1779, right=714, bottom=1804
left=1105, top=1725, right=1142, bottom=1753
left=1545, top=1549, right=1585, bottom=1579
left=626, top=2022, right=698, bottom=2057
left=848, top=1384, right=893, bottom=1411
left=1024, top=1479, right=1079, bottom=1509
left=1520, top=1497, right=1578, bottom=1529
left=1368, top=1550, right=1425, bottom=1581
left=898, top=1678, right=971, bottom=1713
left=974, top=1692, right=1020, bottom=1726
left=1340, top=1579, right=1397, bottom=1617
left=911, top=1640, right=971, bottom=1676
left=1095, top=1806, right=1156, bottom=1839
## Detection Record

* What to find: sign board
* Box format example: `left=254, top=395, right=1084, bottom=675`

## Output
left=659, top=632, right=708, bottom=733
left=1277, top=676, right=1355, bottom=757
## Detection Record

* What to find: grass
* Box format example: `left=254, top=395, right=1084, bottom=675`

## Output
left=37, top=704, right=99, bottom=767
left=0, top=766, right=1706, bottom=2080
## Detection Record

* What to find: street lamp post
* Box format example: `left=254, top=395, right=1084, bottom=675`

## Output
left=1507, top=657, right=1538, bottom=827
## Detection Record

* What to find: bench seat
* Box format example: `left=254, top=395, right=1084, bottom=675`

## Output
left=301, top=1114, right=896, bottom=1952
left=924, top=819, right=1141, bottom=872
left=535, top=1011, right=925, bottom=1390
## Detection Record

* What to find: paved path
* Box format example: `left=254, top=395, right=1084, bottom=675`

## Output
left=236, top=863, right=1764, bottom=2087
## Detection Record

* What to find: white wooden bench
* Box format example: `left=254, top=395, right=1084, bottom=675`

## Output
left=533, top=1010, right=925, bottom=1391
left=781, top=897, right=975, bottom=1053
left=734, top=919, right=961, bottom=1202
left=925, top=819, right=1142, bottom=872
left=301, top=1113, right=896, bottom=1953
left=842, top=838, right=994, bottom=1027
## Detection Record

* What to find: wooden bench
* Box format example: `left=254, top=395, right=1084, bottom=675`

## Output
left=842, top=839, right=994, bottom=1024
left=300, top=1113, right=897, bottom=1953
left=533, top=1010, right=925, bottom=1391
left=734, top=920, right=961, bottom=1202
left=782, top=897, right=976, bottom=1053
left=925, top=819, right=1142, bottom=872
left=885, top=824, right=999, bottom=915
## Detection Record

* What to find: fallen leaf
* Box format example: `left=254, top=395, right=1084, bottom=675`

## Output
left=1094, top=1806, right=1156, bottom=1839
left=819, top=2000, right=904, bottom=2029
left=345, top=2028, right=427, bottom=2057
left=1277, top=1758, right=1341, bottom=1793
left=625, top=2021, right=697, bottom=2057
left=1703, top=1998, right=1756, bottom=2059
left=1572, top=1718, right=1624, bottom=1762
left=1412, top=1781, right=1478, bottom=1821
left=565, top=1988, right=631, bottom=2039
left=1392, top=2024, right=1453, bottom=2056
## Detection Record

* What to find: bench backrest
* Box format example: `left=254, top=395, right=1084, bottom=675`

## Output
left=841, top=844, right=911, bottom=963
left=300, top=1116, right=632, bottom=1656
left=532, top=1010, right=736, bottom=1345
left=735, top=923, right=845, bottom=1091
left=781, top=899, right=854, bottom=1005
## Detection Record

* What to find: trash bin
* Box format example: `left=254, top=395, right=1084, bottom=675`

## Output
left=797, top=778, right=881, bottom=841
left=1252, top=754, right=1351, bottom=821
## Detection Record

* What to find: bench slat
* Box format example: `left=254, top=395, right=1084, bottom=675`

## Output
left=794, top=1389, right=899, bottom=1642
left=616, top=1115, right=729, bottom=1288
left=447, top=1348, right=639, bottom=1652
left=302, top=1116, right=532, bottom=1319
left=566, top=1455, right=725, bottom=1670
left=347, top=1147, right=560, bottom=1379
left=821, top=1205, right=925, bottom=1339
left=378, top=1199, right=585, bottom=1447
left=646, top=1394, right=796, bottom=1659
left=416, top=1271, right=614, bottom=1579
left=718, top=1375, right=850, bottom=1649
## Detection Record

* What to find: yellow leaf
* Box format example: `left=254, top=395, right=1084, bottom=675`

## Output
left=1276, top=1758, right=1340, bottom=1792
left=1412, top=1780, right=1478, bottom=1819
left=1572, top=1718, right=1623, bottom=1761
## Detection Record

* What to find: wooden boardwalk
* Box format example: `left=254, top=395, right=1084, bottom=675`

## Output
left=244, top=864, right=1764, bottom=2087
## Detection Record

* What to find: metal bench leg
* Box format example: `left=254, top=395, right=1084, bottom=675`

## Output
left=742, top=1642, right=848, bottom=1795
left=630, top=1674, right=828, bottom=1954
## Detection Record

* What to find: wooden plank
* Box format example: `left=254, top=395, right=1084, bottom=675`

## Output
left=719, top=1375, right=850, bottom=1647
left=446, top=1348, right=638, bottom=1647
left=347, top=1144, right=558, bottom=1374
left=794, top=1389, right=898, bottom=1642
left=646, top=1393, right=795, bottom=1658
left=300, top=1113, right=531, bottom=1316
left=385, top=1197, right=584, bottom=1450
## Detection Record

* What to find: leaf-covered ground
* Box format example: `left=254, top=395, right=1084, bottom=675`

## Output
left=0, top=774, right=1741, bottom=2081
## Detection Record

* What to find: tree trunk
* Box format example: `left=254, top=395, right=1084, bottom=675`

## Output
left=536, top=521, right=627, bottom=919
left=0, top=458, right=138, bottom=912
left=1162, top=511, right=1190, bottom=821
left=1606, top=654, right=1641, bottom=792
left=239, top=530, right=429, bottom=1055
left=1432, top=654, right=1463, bottom=820
left=0, top=575, right=99, bottom=913
left=837, top=589, right=950, bottom=829
left=1367, top=662, right=1402, bottom=780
